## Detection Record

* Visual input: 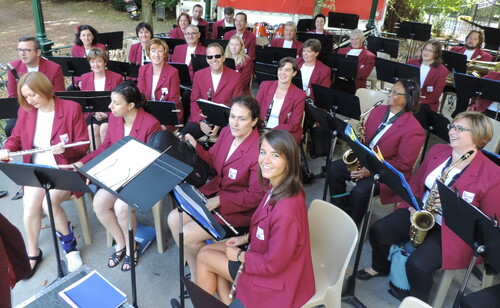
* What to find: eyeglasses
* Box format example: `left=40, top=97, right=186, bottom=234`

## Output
left=16, top=48, right=38, bottom=53
left=447, top=123, right=472, bottom=133
left=88, top=50, right=103, bottom=56
left=388, top=90, right=406, bottom=96
left=185, top=32, right=199, bottom=36
left=206, top=54, right=222, bottom=60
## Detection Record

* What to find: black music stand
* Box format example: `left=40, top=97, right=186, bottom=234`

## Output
left=76, top=136, right=193, bottom=308
left=46, top=56, right=91, bottom=88
left=297, top=19, right=313, bottom=32
left=197, top=25, right=207, bottom=39
left=0, top=163, right=91, bottom=280
left=328, top=12, right=359, bottom=43
left=413, top=105, right=450, bottom=163
left=396, top=21, right=432, bottom=62
left=200, top=38, right=229, bottom=50
left=182, top=277, right=244, bottom=308
left=453, top=72, right=500, bottom=117
left=168, top=63, right=192, bottom=89
left=438, top=181, right=500, bottom=308
left=156, top=37, right=186, bottom=54
left=255, top=46, right=297, bottom=64
left=55, top=91, right=111, bottom=150
left=442, top=50, right=467, bottom=74
left=98, top=31, right=124, bottom=50
left=144, top=101, right=181, bottom=128
left=366, top=36, right=400, bottom=59
left=483, top=26, right=500, bottom=61
left=191, top=55, right=236, bottom=73
left=216, top=26, right=236, bottom=39
left=107, top=60, right=140, bottom=80
left=375, top=58, right=420, bottom=84
left=322, top=53, right=359, bottom=81
left=297, top=32, right=334, bottom=53
left=0, top=97, right=19, bottom=119
left=196, top=99, right=230, bottom=127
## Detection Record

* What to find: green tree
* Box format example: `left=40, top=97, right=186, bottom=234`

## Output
left=142, top=0, right=153, bottom=25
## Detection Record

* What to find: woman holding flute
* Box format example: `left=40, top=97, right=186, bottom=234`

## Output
left=167, top=96, right=266, bottom=282
left=195, top=130, right=315, bottom=307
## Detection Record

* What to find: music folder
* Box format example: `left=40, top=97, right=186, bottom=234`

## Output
left=76, top=136, right=193, bottom=213
left=375, top=58, right=420, bottom=84
left=197, top=99, right=230, bottom=127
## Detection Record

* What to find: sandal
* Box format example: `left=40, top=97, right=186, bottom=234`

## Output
left=108, top=246, right=126, bottom=268
left=23, top=249, right=43, bottom=280
left=121, top=243, right=139, bottom=272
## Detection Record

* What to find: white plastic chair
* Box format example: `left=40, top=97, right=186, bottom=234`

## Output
left=355, top=88, right=389, bottom=114
left=484, top=117, right=500, bottom=154
left=399, top=296, right=433, bottom=308
left=302, top=199, right=358, bottom=308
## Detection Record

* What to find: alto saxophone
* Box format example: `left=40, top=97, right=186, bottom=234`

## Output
left=342, top=100, right=384, bottom=172
left=409, top=150, right=475, bottom=246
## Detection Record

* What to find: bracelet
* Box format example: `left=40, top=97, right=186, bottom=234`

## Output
left=237, top=249, right=243, bottom=262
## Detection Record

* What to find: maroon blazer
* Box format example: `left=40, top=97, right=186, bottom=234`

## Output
left=396, top=144, right=500, bottom=269
left=449, top=46, right=493, bottom=62
left=337, top=47, right=376, bottom=91
left=307, top=29, right=333, bottom=35
left=7, top=57, right=65, bottom=98
left=270, top=38, right=303, bottom=56
left=137, top=62, right=182, bottom=123
left=71, top=43, right=107, bottom=58
left=297, top=58, right=332, bottom=92
left=237, top=190, right=315, bottom=308
left=189, top=66, right=243, bottom=122
left=79, top=69, right=123, bottom=91
left=169, top=27, right=186, bottom=40
left=211, top=19, right=230, bottom=39
left=364, top=105, right=425, bottom=203
left=170, top=43, right=207, bottom=80
left=223, top=30, right=257, bottom=59
left=128, top=42, right=145, bottom=65
left=196, top=127, right=265, bottom=227
left=4, top=97, right=89, bottom=165
left=235, top=56, right=254, bottom=96
left=256, top=80, right=306, bottom=144
left=80, top=108, right=161, bottom=164
left=407, top=59, right=448, bottom=112
left=472, top=71, right=500, bottom=112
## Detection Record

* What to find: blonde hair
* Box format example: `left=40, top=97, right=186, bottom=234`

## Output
left=224, top=35, right=249, bottom=66
left=453, top=111, right=493, bottom=149
left=146, top=38, right=169, bottom=59
left=17, top=72, right=54, bottom=111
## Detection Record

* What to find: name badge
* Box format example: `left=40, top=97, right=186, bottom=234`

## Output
left=256, top=226, right=265, bottom=240
left=59, top=134, right=69, bottom=143
left=462, top=191, right=475, bottom=203
left=427, top=86, right=434, bottom=93
left=360, top=64, right=365, bottom=69
left=228, top=168, right=237, bottom=179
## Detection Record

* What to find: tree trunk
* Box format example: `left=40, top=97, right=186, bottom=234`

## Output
left=142, top=0, right=153, bottom=25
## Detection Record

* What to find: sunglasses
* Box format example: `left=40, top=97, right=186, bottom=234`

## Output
left=447, top=123, right=472, bottom=133
left=206, top=54, right=222, bottom=60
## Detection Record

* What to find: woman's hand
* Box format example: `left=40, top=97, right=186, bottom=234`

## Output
left=208, top=125, right=220, bottom=137
left=350, top=167, right=371, bottom=181
left=408, top=207, right=417, bottom=222
left=199, top=121, right=212, bottom=135
left=226, top=235, right=248, bottom=247
left=226, top=246, right=244, bottom=262
left=183, top=133, right=197, bottom=148
left=58, top=161, right=83, bottom=170
left=51, top=142, right=65, bottom=155
left=0, top=149, right=12, bottom=162
left=206, top=196, right=220, bottom=211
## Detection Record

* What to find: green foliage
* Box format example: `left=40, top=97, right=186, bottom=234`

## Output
left=155, top=0, right=178, bottom=11
left=110, top=0, right=142, bottom=12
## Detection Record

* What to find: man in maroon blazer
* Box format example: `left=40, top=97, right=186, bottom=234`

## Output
left=7, top=36, right=65, bottom=98
left=211, top=6, right=234, bottom=39
left=180, top=43, right=243, bottom=139
left=223, top=12, right=256, bottom=59
left=170, top=25, right=207, bottom=81
left=270, top=21, right=303, bottom=56
left=191, top=4, right=209, bottom=38
left=450, top=30, right=493, bottom=62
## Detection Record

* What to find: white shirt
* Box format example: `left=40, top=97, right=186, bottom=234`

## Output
left=283, top=40, right=293, bottom=49
left=420, top=64, right=431, bottom=87
left=124, top=124, right=132, bottom=136
left=347, top=49, right=363, bottom=57
left=463, top=49, right=475, bottom=60
left=225, top=21, right=234, bottom=27
left=266, top=96, right=285, bottom=129
left=93, top=77, right=106, bottom=91
left=211, top=72, right=222, bottom=93
left=185, top=46, right=197, bottom=66
left=300, top=65, right=314, bottom=92
left=368, top=112, right=396, bottom=149
left=226, top=139, right=239, bottom=162
left=32, top=109, right=57, bottom=167
left=151, top=74, right=160, bottom=100
left=27, top=66, right=39, bottom=72
left=192, top=19, right=199, bottom=26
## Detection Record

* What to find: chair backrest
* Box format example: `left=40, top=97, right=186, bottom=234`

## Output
left=484, top=117, right=500, bottom=154
left=308, top=199, right=358, bottom=287
left=399, top=296, right=433, bottom=308
left=355, top=88, right=388, bottom=114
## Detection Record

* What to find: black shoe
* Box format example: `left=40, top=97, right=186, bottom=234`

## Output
left=0, top=191, right=7, bottom=198
left=23, top=249, right=43, bottom=280
left=357, top=268, right=388, bottom=280
left=388, top=281, right=410, bottom=301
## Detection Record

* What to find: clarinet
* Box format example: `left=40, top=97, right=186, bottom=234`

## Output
left=207, top=88, right=212, bottom=101
left=228, top=262, right=244, bottom=299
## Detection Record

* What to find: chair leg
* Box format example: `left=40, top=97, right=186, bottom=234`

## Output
left=71, top=194, right=92, bottom=245
left=431, top=270, right=456, bottom=308
left=152, top=198, right=165, bottom=253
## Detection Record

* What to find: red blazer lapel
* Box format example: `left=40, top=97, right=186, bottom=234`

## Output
left=51, top=98, right=64, bottom=142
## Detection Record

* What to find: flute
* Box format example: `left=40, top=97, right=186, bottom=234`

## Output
left=8, top=141, right=91, bottom=157
left=228, top=262, right=244, bottom=299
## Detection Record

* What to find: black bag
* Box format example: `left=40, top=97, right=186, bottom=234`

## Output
left=148, top=131, right=210, bottom=188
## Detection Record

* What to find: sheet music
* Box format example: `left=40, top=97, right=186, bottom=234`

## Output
left=87, top=139, right=161, bottom=191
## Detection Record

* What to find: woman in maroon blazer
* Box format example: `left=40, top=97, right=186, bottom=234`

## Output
left=1, top=72, right=89, bottom=277
left=128, top=22, right=153, bottom=65
left=168, top=96, right=266, bottom=282
left=359, top=112, right=500, bottom=303
left=327, top=79, right=425, bottom=226
left=225, top=35, right=253, bottom=96
left=71, top=25, right=107, bottom=57
left=407, top=39, right=448, bottom=112
left=196, top=129, right=315, bottom=307
left=256, top=57, right=306, bottom=145
left=297, top=39, right=331, bottom=97
left=80, top=48, right=124, bottom=149
left=137, top=38, right=182, bottom=128
left=69, top=81, right=162, bottom=271
left=169, top=12, right=191, bottom=39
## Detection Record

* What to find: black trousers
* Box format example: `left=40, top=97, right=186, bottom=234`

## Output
left=327, top=158, right=379, bottom=226
left=180, top=121, right=205, bottom=140
left=461, top=284, right=500, bottom=308
left=369, top=208, right=442, bottom=303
